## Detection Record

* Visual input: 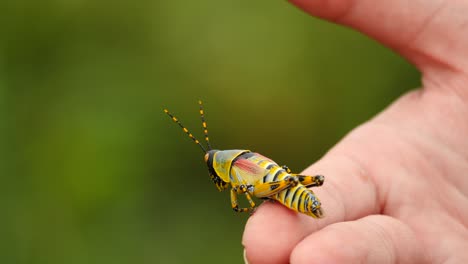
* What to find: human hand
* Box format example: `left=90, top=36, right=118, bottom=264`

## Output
left=243, top=1, right=468, bottom=263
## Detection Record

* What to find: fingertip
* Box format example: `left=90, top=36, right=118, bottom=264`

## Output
left=242, top=202, right=304, bottom=264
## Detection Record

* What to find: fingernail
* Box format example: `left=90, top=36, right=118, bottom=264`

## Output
left=243, top=248, right=249, bottom=264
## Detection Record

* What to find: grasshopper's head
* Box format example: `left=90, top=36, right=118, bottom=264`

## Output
left=204, top=150, right=228, bottom=191
left=204, top=149, right=248, bottom=191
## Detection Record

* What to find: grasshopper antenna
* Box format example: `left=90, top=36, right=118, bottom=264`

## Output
left=163, top=108, right=207, bottom=153
left=198, top=100, right=212, bottom=150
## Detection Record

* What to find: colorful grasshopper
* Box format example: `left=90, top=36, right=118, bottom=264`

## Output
left=163, top=101, right=324, bottom=218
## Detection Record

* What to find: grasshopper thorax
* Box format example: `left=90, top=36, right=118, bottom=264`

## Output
left=204, top=149, right=249, bottom=191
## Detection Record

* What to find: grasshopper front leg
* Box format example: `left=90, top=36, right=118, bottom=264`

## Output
left=230, top=185, right=256, bottom=212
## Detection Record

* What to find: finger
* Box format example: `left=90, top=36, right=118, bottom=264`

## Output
left=243, top=141, right=381, bottom=264
left=290, top=215, right=429, bottom=263
left=289, top=0, right=468, bottom=75
left=243, top=202, right=308, bottom=264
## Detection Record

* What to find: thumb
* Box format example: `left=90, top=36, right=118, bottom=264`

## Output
left=290, top=0, right=468, bottom=78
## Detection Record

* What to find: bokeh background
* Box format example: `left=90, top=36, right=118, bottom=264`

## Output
left=1, top=1, right=420, bottom=263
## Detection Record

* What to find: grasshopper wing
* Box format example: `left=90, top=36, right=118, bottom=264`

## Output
left=231, top=157, right=268, bottom=185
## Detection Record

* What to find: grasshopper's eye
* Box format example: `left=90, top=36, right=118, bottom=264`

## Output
left=204, top=153, right=209, bottom=163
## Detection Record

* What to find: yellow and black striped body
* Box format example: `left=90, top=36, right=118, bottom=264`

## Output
left=231, top=152, right=324, bottom=218
left=164, top=101, right=324, bottom=218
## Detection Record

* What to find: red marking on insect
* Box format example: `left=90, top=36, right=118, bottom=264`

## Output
left=233, top=158, right=263, bottom=174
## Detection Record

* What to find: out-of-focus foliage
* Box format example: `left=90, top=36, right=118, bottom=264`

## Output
left=0, top=0, right=419, bottom=263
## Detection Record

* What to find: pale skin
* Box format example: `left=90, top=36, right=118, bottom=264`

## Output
left=242, top=0, right=468, bottom=263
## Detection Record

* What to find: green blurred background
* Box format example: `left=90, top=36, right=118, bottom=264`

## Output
left=1, top=1, right=420, bottom=263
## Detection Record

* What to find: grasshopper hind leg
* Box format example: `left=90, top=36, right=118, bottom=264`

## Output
left=298, top=175, right=325, bottom=188
left=281, top=165, right=292, bottom=174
